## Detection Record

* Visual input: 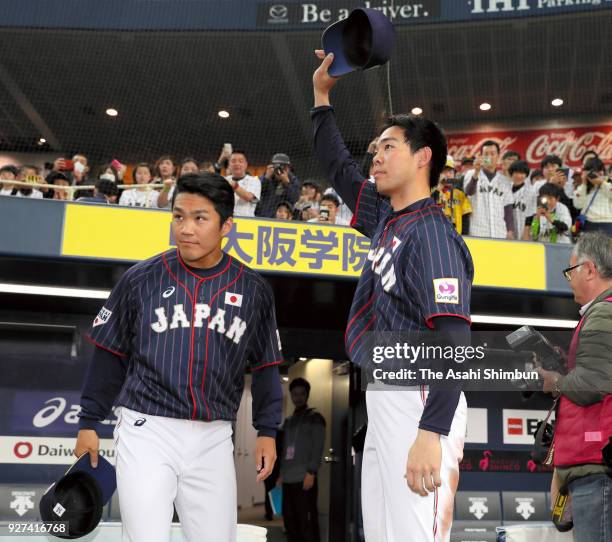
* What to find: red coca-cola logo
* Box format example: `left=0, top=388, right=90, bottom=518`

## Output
left=448, top=125, right=612, bottom=168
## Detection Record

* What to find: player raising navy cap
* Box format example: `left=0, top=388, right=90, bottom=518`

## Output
left=76, top=172, right=283, bottom=542
left=311, top=51, right=474, bottom=542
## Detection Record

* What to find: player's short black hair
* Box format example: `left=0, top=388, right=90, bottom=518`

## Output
left=289, top=377, right=311, bottom=395
left=502, top=150, right=521, bottom=161
left=508, top=160, right=530, bottom=177
left=481, top=140, right=500, bottom=154
left=531, top=168, right=543, bottom=179
left=582, top=150, right=599, bottom=162
left=380, top=114, right=447, bottom=188
left=172, top=173, right=234, bottom=224
left=540, top=154, right=562, bottom=169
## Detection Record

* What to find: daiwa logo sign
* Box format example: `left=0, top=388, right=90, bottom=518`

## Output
left=0, top=436, right=116, bottom=465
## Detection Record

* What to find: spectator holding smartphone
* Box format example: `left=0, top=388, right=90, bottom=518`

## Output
left=294, top=180, right=321, bottom=221
left=307, top=193, right=347, bottom=225
left=573, top=158, right=612, bottom=235
left=463, top=140, right=515, bottom=239
left=523, top=183, right=572, bottom=243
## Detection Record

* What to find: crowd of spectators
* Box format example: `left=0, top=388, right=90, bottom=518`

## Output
left=427, top=145, right=612, bottom=242
left=0, top=146, right=353, bottom=227
left=1, top=141, right=610, bottom=241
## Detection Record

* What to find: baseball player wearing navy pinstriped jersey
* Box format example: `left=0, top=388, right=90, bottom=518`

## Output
left=75, top=173, right=283, bottom=542
left=312, top=51, right=474, bottom=542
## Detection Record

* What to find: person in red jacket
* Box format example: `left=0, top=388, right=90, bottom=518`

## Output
left=537, top=231, right=612, bottom=542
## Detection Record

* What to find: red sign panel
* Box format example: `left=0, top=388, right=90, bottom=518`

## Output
left=447, top=125, right=612, bottom=169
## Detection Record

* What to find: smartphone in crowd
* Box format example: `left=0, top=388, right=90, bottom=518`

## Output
left=60, top=160, right=74, bottom=172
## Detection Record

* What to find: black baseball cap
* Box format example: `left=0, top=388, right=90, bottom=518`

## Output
left=322, top=8, right=396, bottom=77
left=271, top=153, right=291, bottom=165
left=40, top=453, right=116, bottom=539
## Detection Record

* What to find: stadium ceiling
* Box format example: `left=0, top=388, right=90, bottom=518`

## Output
left=0, top=10, right=610, bottom=175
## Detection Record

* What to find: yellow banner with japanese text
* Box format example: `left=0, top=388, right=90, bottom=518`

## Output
left=61, top=203, right=546, bottom=290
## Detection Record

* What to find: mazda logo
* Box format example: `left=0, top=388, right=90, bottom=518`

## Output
left=269, top=5, right=288, bottom=20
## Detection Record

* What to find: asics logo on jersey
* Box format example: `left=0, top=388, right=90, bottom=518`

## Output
left=150, top=303, right=247, bottom=344
left=162, top=286, right=175, bottom=299
left=134, top=418, right=146, bottom=427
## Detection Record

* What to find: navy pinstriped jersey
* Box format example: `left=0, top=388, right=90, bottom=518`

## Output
left=87, top=249, right=282, bottom=423
left=312, top=106, right=474, bottom=434
left=345, top=185, right=473, bottom=367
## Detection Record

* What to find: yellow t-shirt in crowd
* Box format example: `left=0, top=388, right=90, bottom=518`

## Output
left=432, top=187, right=472, bottom=234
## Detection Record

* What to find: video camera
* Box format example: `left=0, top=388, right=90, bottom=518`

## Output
left=505, top=326, right=567, bottom=392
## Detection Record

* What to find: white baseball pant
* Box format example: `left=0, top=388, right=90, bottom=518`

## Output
left=113, top=407, right=237, bottom=542
left=361, top=385, right=467, bottom=542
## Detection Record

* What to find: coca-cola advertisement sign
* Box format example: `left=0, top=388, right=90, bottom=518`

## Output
left=447, top=125, right=612, bottom=169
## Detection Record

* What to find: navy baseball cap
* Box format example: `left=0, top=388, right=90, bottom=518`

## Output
left=322, top=8, right=396, bottom=77
left=40, top=453, right=116, bottom=539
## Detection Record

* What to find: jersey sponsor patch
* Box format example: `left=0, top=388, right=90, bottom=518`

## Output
left=93, top=306, right=112, bottom=327
left=224, top=292, right=243, bottom=307
left=433, top=278, right=459, bottom=304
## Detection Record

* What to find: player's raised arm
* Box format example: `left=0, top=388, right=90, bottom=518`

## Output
left=311, top=50, right=390, bottom=238
left=311, top=52, right=368, bottom=212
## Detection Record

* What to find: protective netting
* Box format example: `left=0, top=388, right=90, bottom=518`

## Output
left=0, top=3, right=610, bottom=190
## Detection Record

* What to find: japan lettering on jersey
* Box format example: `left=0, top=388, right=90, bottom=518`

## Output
left=86, top=249, right=282, bottom=421
left=367, top=235, right=402, bottom=293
